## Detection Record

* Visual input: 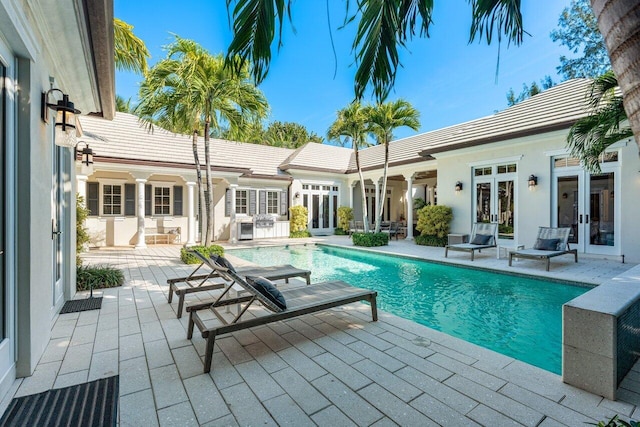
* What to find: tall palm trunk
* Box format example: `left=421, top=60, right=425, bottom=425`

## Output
left=192, top=130, right=205, bottom=244
left=354, top=144, right=370, bottom=233
left=591, top=0, right=640, bottom=146
left=203, top=120, right=214, bottom=246
left=375, top=141, right=390, bottom=233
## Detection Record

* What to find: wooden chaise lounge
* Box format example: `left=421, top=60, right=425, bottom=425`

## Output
left=186, top=264, right=377, bottom=373
left=509, top=226, right=578, bottom=271
left=167, top=250, right=311, bottom=318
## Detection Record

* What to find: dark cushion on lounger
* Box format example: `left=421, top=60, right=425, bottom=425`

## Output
left=210, top=254, right=236, bottom=273
left=246, top=276, right=287, bottom=312
left=470, top=234, right=492, bottom=245
left=533, top=238, right=561, bottom=251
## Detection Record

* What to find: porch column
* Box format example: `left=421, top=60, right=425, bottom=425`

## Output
left=135, top=178, right=147, bottom=249
left=429, top=185, right=436, bottom=206
left=374, top=177, right=381, bottom=229
left=77, top=175, right=88, bottom=202
left=405, top=173, right=414, bottom=240
left=186, top=181, right=196, bottom=245
left=349, top=182, right=355, bottom=209
left=230, top=184, right=238, bottom=243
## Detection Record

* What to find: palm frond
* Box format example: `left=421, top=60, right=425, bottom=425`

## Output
left=468, top=0, right=525, bottom=46
left=114, top=18, right=150, bottom=74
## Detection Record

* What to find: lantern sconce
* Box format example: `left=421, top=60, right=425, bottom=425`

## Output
left=42, top=87, right=81, bottom=148
left=454, top=181, right=463, bottom=194
left=528, top=174, right=538, bottom=190
left=75, top=141, right=94, bottom=175
left=294, top=192, right=300, bottom=199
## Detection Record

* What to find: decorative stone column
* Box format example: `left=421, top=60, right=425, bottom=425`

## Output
left=77, top=175, right=88, bottom=201
left=405, top=173, right=414, bottom=240
left=186, top=182, right=196, bottom=245
left=230, top=184, right=238, bottom=244
left=135, top=178, right=147, bottom=249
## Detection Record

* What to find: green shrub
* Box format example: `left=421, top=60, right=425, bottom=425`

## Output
left=180, top=245, right=224, bottom=264
left=415, top=234, right=448, bottom=247
left=593, top=415, right=638, bottom=427
left=334, top=228, right=348, bottom=235
left=352, top=232, right=388, bottom=247
left=76, top=195, right=90, bottom=266
left=290, top=230, right=312, bottom=238
left=289, top=205, right=309, bottom=236
left=76, top=265, right=124, bottom=291
left=337, top=206, right=353, bottom=231
left=416, top=205, right=453, bottom=238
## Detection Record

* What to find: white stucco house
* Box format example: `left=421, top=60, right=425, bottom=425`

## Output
left=0, top=0, right=115, bottom=400
left=78, top=78, right=639, bottom=264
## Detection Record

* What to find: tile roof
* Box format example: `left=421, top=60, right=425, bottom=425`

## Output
left=79, top=113, right=295, bottom=178
left=279, top=142, right=353, bottom=173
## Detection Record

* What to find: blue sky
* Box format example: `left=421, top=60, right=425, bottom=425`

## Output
left=115, top=1, right=574, bottom=141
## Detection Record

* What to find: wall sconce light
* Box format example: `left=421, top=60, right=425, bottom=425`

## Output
left=454, top=181, right=463, bottom=194
left=294, top=191, right=300, bottom=199
left=42, top=88, right=81, bottom=148
left=75, top=141, right=94, bottom=175
left=528, top=174, right=538, bottom=190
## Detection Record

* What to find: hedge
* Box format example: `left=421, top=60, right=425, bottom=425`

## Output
left=180, top=245, right=224, bottom=264
left=352, top=232, right=389, bottom=247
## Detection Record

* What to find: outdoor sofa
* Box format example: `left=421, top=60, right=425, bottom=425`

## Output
left=167, top=249, right=311, bottom=318
left=186, top=257, right=378, bottom=373
left=509, top=226, right=578, bottom=271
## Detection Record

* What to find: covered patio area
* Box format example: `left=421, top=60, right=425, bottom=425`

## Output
left=3, top=239, right=639, bottom=425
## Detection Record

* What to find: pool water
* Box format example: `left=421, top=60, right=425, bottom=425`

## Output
left=228, top=244, right=589, bottom=374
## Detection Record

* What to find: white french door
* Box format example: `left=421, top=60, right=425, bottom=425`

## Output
left=302, top=184, right=338, bottom=234
left=473, top=177, right=516, bottom=244
left=553, top=165, right=619, bottom=256
left=52, top=145, right=64, bottom=312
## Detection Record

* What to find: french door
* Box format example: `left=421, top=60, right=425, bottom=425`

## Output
left=52, top=145, right=64, bottom=311
left=302, top=184, right=338, bottom=234
left=553, top=167, right=619, bottom=255
left=474, top=177, right=516, bottom=244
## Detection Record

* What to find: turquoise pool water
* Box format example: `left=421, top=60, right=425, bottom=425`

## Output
left=228, top=244, right=589, bottom=374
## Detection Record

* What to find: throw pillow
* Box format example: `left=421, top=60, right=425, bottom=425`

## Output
left=246, top=276, right=287, bottom=312
left=533, top=238, right=561, bottom=251
left=210, top=254, right=236, bottom=272
left=470, top=234, right=492, bottom=245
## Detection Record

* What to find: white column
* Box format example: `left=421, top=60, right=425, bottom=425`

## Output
left=77, top=175, right=88, bottom=201
left=186, top=182, right=196, bottom=245
left=230, top=184, right=238, bottom=243
left=429, top=185, right=436, bottom=206
left=373, top=178, right=381, bottom=229
left=405, top=174, right=414, bottom=240
left=135, top=178, right=147, bottom=249
left=349, top=182, right=355, bottom=209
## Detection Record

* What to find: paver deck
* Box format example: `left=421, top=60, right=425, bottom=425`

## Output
left=2, top=237, right=638, bottom=426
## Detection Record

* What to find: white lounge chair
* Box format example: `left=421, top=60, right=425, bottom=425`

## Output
left=444, top=222, right=498, bottom=261
left=509, top=226, right=578, bottom=271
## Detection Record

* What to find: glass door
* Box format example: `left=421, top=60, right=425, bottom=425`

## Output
left=52, top=145, right=64, bottom=310
left=474, top=177, right=516, bottom=243
left=303, top=184, right=338, bottom=234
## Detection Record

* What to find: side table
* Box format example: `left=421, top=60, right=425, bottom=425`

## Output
left=497, top=243, right=525, bottom=259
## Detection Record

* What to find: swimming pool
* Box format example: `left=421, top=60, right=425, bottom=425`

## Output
left=228, top=244, right=589, bottom=374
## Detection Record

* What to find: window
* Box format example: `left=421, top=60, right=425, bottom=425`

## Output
left=103, top=184, right=122, bottom=215
left=497, top=163, right=517, bottom=174
left=474, top=167, right=492, bottom=176
left=154, top=186, right=171, bottom=215
left=266, top=191, right=279, bottom=214
left=236, top=190, right=248, bottom=214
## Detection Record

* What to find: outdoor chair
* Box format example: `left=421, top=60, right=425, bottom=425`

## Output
left=381, top=221, right=400, bottom=240
left=167, top=250, right=311, bottom=318
left=444, top=222, right=498, bottom=261
left=186, top=259, right=378, bottom=373
left=508, top=226, right=578, bottom=271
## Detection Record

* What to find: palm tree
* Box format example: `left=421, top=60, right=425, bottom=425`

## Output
left=364, top=100, right=420, bottom=233
left=567, top=71, right=632, bottom=172
left=114, top=18, right=150, bottom=74
left=327, top=101, right=372, bottom=233
left=136, top=36, right=269, bottom=245
left=589, top=0, right=640, bottom=152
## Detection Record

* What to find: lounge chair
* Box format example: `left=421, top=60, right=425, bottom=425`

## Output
left=444, top=222, right=498, bottom=261
left=508, top=227, right=578, bottom=271
left=167, top=250, right=311, bottom=318
left=381, top=221, right=400, bottom=240
left=186, top=261, right=377, bottom=373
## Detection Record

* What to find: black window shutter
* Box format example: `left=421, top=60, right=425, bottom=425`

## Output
left=87, top=182, right=99, bottom=216
left=249, top=190, right=257, bottom=215
left=173, top=186, right=183, bottom=216
left=124, top=184, right=136, bottom=216
left=259, top=190, right=266, bottom=214
left=280, top=190, right=288, bottom=216
left=225, top=188, right=231, bottom=217
left=145, top=184, right=152, bottom=216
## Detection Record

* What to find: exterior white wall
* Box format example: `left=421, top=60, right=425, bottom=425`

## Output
left=618, top=141, right=640, bottom=262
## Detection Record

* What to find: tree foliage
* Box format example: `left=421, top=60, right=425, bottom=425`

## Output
left=506, top=76, right=556, bottom=106
left=218, top=120, right=323, bottom=147
left=550, top=0, right=610, bottom=80
left=115, top=95, right=133, bottom=113
left=225, top=0, right=525, bottom=101
left=114, top=18, right=150, bottom=74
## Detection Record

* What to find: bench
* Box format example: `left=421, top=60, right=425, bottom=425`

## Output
left=144, top=227, right=181, bottom=244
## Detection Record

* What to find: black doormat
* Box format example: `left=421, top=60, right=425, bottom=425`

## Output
left=0, top=375, right=118, bottom=426
left=60, top=297, right=103, bottom=314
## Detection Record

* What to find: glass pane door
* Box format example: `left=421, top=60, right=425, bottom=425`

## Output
left=475, top=182, right=492, bottom=223
left=588, top=172, right=615, bottom=248
left=556, top=175, right=579, bottom=245
left=497, top=180, right=515, bottom=240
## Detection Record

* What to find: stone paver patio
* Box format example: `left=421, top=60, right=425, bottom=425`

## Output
left=2, top=237, right=639, bottom=426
